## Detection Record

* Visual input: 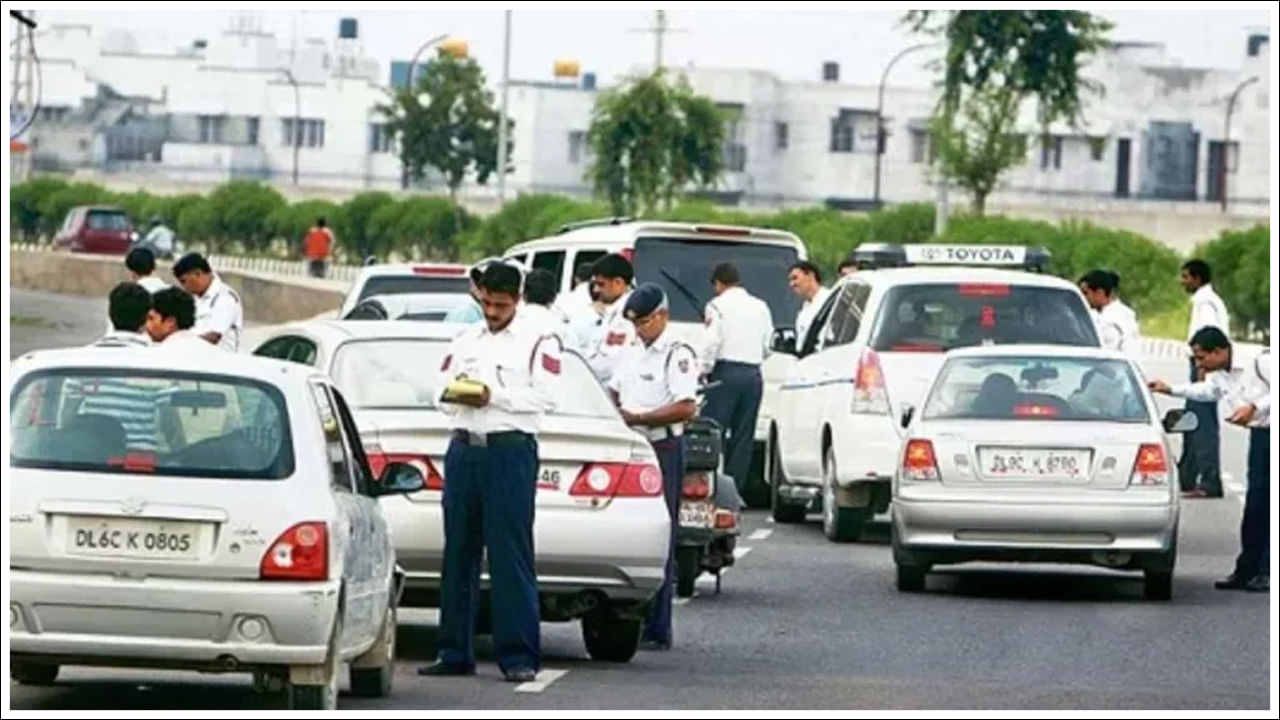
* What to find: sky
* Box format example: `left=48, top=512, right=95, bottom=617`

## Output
left=18, top=3, right=1277, bottom=90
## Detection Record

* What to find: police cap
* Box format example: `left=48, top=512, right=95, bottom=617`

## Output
left=623, top=282, right=668, bottom=320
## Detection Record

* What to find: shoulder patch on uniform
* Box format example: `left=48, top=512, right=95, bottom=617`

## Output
left=441, top=354, right=452, bottom=371
left=542, top=353, right=561, bottom=375
left=678, top=358, right=690, bottom=374
left=606, top=331, right=627, bottom=346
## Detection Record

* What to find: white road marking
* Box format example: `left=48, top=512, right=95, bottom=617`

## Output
left=748, top=528, right=773, bottom=541
left=674, top=595, right=696, bottom=606
left=515, top=669, right=568, bottom=694
left=765, top=516, right=775, bottom=524
left=734, top=546, right=753, bottom=560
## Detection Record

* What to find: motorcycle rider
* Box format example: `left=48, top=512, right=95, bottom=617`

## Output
left=137, top=216, right=176, bottom=259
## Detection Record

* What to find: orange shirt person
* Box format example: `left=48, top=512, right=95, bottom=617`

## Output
left=305, top=217, right=334, bottom=278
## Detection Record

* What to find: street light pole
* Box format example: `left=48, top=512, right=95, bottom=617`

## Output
left=1220, top=75, right=1258, bottom=213
left=280, top=68, right=301, bottom=186
left=402, top=33, right=451, bottom=190
left=496, top=10, right=512, bottom=206
left=873, top=42, right=934, bottom=209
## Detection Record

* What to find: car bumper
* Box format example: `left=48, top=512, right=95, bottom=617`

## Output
left=791, top=412, right=897, bottom=489
left=9, top=570, right=340, bottom=668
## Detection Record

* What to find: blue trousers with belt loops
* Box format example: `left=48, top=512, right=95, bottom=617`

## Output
left=643, top=436, right=685, bottom=647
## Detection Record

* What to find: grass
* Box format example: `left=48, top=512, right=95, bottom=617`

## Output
left=9, top=314, right=53, bottom=328
left=1139, top=305, right=1191, bottom=342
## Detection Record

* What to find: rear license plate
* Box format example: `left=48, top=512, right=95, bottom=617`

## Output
left=66, top=517, right=203, bottom=560
left=978, top=448, right=1091, bottom=480
left=679, top=501, right=712, bottom=528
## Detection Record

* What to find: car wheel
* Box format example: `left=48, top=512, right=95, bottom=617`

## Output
left=349, top=605, right=396, bottom=698
left=10, top=663, right=59, bottom=686
left=290, top=614, right=342, bottom=710
left=1143, top=570, right=1173, bottom=601
left=896, top=563, right=927, bottom=593
left=769, top=434, right=806, bottom=524
left=741, top=442, right=770, bottom=509
left=676, top=546, right=700, bottom=598
left=581, top=610, right=641, bottom=663
left=822, top=447, right=869, bottom=543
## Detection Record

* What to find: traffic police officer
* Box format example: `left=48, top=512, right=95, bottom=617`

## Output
left=172, top=253, right=243, bottom=352
left=586, top=253, right=637, bottom=384
left=700, top=262, right=773, bottom=495
left=609, top=283, right=699, bottom=650
left=420, top=262, right=562, bottom=683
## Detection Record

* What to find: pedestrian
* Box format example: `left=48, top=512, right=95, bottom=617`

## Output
left=1148, top=330, right=1270, bottom=592
left=700, top=262, right=773, bottom=495
left=138, top=216, right=176, bottom=259
left=445, top=259, right=494, bottom=325
left=838, top=256, right=859, bottom=278
left=585, top=253, right=637, bottom=384
left=419, top=262, right=561, bottom=683
left=608, top=283, right=700, bottom=650
left=105, top=249, right=169, bottom=334
left=1079, top=269, right=1139, bottom=355
left=146, top=286, right=205, bottom=349
left=172, top=253, right=244, bottom=352
left=1178, top=258, right=1231, bottom=499
left=520, top=268, right=573, bottom=346
left=789, top=260, right=831, bottom=347
left=556, top=261, right=602, bottom=352
left=95, top=282, right=154, bottom=348
left=304, top=217, right=335, bottom=279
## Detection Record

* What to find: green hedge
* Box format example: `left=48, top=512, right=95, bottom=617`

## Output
left=8, top=179, right=1269, bottom=340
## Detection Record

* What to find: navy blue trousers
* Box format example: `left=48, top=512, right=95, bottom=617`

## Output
left=1180, top=360, right=1223, bottom=495
left=1234, top=427, right=1271, bottom=579
left=703, top=361, right=762, bottom=494
left=437, top=436, right=540, bottom=673
left=643, top=436, right=684, bottom=646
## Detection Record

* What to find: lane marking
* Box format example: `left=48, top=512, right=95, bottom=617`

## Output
left=748, top=528, right=773, bottom=541
left=515, top=669, right=568, bottom=694
left=733, top=546, right=753, bottom=560
left=765, top=516, right=776, bottom=524
left=674, top=595, right=696, bottom=606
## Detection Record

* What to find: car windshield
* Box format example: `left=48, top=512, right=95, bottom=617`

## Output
left=356, top=275, right=471, bottom=303
left=9, top=370, right=293, bottom=479
left=922, top=356, right=1150, bottom=423
left=632, top=236, right=802, bottom=326
left=331, top=339, right=447, bottom=409
left=869, top=283, right=1099, bottom=352
left=86, top=210, right=130, bottom=231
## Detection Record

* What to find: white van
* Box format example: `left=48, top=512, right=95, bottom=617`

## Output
left=503, top=218, right=808, bottom=507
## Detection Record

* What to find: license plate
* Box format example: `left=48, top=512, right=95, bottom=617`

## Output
left=679, top=502, right=712, bottom=528
left=66, top=517, right=203, bottom=560
left=978, top=448, right=1091, bottom=480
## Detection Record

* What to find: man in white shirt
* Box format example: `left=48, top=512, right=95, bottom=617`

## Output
left=146, top=286, right=207, bottom=350
left=1079, top=269, right=1139, bottom=356
left=420, top=263, right=560, bottom=683
left=700, top=262, right=774, bottom=497
left=106, top=248, right=170, bottom=335
left=519, top=268, right=573, bottom=347
left=1149, top=330, right=1270, bottom=593
left=557, top=262, right=602, bottom=353
left=1177, top=259, right=1231, bottom=498
left=584, top=254, right=637, bottom=384
left=789, top=261, right=832, bottom=350
left=173, top=253, right=243, bottom=352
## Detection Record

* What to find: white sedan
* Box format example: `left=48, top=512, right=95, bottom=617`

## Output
left=7, top=348, right=425, bottom=709
left=892, top=345, right=1195, bottom=600
left=251, top=320, right=671, bottom=663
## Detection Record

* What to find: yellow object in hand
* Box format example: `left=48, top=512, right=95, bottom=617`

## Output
left=442, top=375, right=488, bottom=403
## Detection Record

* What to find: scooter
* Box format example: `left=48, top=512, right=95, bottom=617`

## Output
left=675, top=384, right=742, bottom=598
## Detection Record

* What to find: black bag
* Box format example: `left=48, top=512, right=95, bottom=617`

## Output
left=684, top=416, right=723, bottom=472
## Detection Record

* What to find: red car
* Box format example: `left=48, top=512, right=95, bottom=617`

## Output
left=53, top=206, right=135, bottom=255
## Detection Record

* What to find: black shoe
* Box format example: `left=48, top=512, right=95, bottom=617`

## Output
left=1214, top=573, right=1250, bottom=590
left=417, top=661, right=475, bottom=677
left=1245, top=575, right=1270, bottom=593
left=502, top=667, right=537, bottom=683
left=639, top=639, right=671, bottom=652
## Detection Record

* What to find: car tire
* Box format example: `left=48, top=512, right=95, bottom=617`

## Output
left=676, top=546, right=700, bottom=598
left=1143, top=570, right=1173, bottom=601
left=10, top=663, right=59, bottom=686
left=290, top=614, right=342, bottom=710
left=896, top=563, right=927, bottom=593
left=581, top=610, right=641, bottom=663
left=349, top=605, right=396, bottom=698
left=769, top=435, right=806, bottom=524
left=822, top=447, right=868, bottom=543
left=741, top=442, right=770, bottom=509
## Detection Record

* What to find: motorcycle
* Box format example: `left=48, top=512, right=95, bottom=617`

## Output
left=675, top=383, right=742, bottom=598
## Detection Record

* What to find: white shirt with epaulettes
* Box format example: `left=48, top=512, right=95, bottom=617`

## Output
left=609, top=331, right=699, bottom=441
left=700, top=286, right=773, bottom=375
left=586, top=292, right=636, bottom=384
left=436, top=318, right=563, bottom=436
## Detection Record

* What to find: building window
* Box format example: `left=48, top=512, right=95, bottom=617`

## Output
left=829, top=109, right=875, bottom=154
left=197, top=114, right=227, bottom=144
left=1088, top=136, right=1106, bottom=162
left=724, top=143, right=747, bottom=172
left=282, top=118, right=325, bottom=149
left=910, top=128, right=929, bottom=164
left=369, top=123, right=394, bottom=153
left=246, top=117, right=260, bottom=146
left=830, top=116, right=854, bottom=153
left=1040, top=134, right=1063, bottom=170
left=567, top=130, right=587, bottom=164
left=775, top=122, right=789, bottom=150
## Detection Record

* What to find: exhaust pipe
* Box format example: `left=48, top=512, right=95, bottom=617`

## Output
left=216, top=654, right=239, bottom=672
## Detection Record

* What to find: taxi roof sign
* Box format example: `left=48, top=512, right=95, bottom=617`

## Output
left=852, top=243, right=1050, bottom=272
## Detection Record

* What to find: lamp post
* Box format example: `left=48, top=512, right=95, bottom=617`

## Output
left=1220, top=75, right=1258, bottom=213
left=496, top=11, right=512, bottom=205
left=873, top=42, right=935, bottom=209
left=401, top=35, right=468, bottom=189
left=279, top=68, right=301, bottom=186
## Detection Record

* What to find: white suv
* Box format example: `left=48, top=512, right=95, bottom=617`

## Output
left=768, top=244, right=1102, bottom=542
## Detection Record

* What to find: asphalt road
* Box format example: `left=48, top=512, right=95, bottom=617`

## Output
left=7, top=290, right=1271, bottom=710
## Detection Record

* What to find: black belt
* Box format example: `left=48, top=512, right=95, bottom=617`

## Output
left=451, top=429, right=530, bottom=448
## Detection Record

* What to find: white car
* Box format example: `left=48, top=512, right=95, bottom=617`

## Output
left=343, top=292, right=472, bottom=322
left=768, top=244, right=1102, bottom=542
left=337, top=262, right=472, bottom=318
left=7, top=348, right=425, bottom=709
left=251, top=320, right=671, bottom=663
left=503, top=219, right=809, bottom=508
left=892, top=345, right=1194, bottom=600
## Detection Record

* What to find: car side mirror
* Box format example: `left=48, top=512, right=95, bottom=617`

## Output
left=374, top=462, right=427, bottom=496
left=899, top=403, right=916, bottom=430
left=771, top=327, right=797, bottom=355
left=1163, top=409, right=1199, bottom=434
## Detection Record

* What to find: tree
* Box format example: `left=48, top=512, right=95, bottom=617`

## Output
left=586, top=70, right=726, bottom=215
left=378, top=50, right=511, bottom=234
left=342, top=191, right=395, bottom=261
left=906, top=10, right=1112, bottom=214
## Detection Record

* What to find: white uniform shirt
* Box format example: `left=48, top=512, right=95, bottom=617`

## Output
left=1187, top=284, right=1230, bottom=341
left=795, top=286, right=832, bottom=346
left=1171, top=351, right=1271, bottom=429
left=586, top=292, right=636, bottom=384
left=436, top=320, right=561, bottom=435
left=91, top=330, right=153, bottom=349
left=1096, top=298, right=1140, bottom=356
left=701, top=286, right=773, bottom=375
left=557, top=283, right=601, bottom=353
left=193, top=275, right=243, bottom=352
left=518, top=302, right=573, bottom=348
left=157, top=330, right=210, bottom=352
left=609, top=331, right=700, bottom=416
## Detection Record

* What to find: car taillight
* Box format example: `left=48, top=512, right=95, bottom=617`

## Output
left=1013, top=404, right=1059, bottom=418
left=682, top=472, right=711, bottom=500
left=365, top=446, right=444, bottom=491
left=570, top=462, right=663, bottom=498
left=714, top=509, right=737, bottom=530
left=957, top=283, right=1011, bottom=297
left=619, top=248, right=635, bottom=263
left=412, top=265, right=466, bottom=276
left=1130, top=444, right=1170, bottom=487
left=852, top=348, right=891, bottom=415
left=260, top=522, right=329, bottom=581
left=902, top=439, right=940, bottom=482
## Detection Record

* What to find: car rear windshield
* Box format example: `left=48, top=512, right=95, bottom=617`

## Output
left=86, top=210, right=130, bottom=231
left=332, top=339, right=447, bottom=409
left=869, top=283, right=1099, bottom=352
left=632, top=236, right=802, bottom=326
left=356, top=275, right=471, bottom=302
left=9, top=370, right=294, bottom=479
left=923, top=356, right=1150, bottom=423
